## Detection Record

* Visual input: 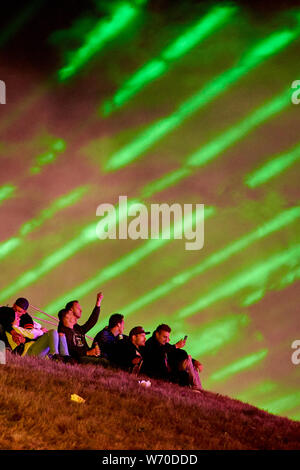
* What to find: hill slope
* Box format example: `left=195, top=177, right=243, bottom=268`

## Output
left=0, top=353, right=299, bottom=450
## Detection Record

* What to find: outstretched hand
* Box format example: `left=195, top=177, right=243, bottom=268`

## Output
left=96, top=292, right=103, bottom=306
left=175, top=338, right=186, bottom=349
left=193, top=360, right=203, bottom=372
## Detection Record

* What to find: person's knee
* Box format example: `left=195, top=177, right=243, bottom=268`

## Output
left=48, top=329, right=57, bottom=337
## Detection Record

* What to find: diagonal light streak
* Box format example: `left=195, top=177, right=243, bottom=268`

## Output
left=177, top=243, right=300, bottom=320
left=242, top=265, right=300, bottom=307
left=142, top=86, right=293, bottom=198
left=206, top=348, right=268, bottom=383
left=44, top=205, right=215, bottom=314
left=121, top=206, right=300, bottom=317
left=258, top=392, right=300, bottom=415
left=169, top=314, right=250, bottom=359
left=245, top=141, right=300, bottom=187
left=30, top=138, right=67, bottom=175
left=235, top=381, right=278, bottom=403
left=0, top=1, right=43, bottom=47
left=0, top=198, right=140, bottom=304
left=0, top=184, right=16, bottom=206
left=58, top=2, right=142, bottom=81
left=100, top=4, right=237, bottom=115
left=0, top=185, right=90, bottom=260
left=104, top=23, right=300, bottom=172
left=291, top=412, right=300, bottom=421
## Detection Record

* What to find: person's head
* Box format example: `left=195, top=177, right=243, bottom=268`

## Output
left=1, top=306, right=15, bottom=320
left=129, top=326, right=150, bottom=348
left=108, top=313, right=124, bottom=335
left=58, top=308, right=66, bottom=322
left=65, top=300, right=82, bottom=320
left=60, top=308, right=76, bottom=329
left=12, top=298, right=29, bottom=319
left=155, top=324, right=171, bottom=345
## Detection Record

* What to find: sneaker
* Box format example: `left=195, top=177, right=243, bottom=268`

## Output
left=49, top=354, right=65, bottom=362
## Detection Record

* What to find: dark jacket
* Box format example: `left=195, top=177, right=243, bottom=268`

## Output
left=141, top=333, right=177, bottom=381
left=92, top=328, right=128, bottom=360
left=112, top=338, right=145, bottom=371
left=141, top=333, right=191, bottom=385
left=0, top=306, right=34, bottom=331
left=58, top=306, right=100, bottom=361
left=0, top=306, right=34, bottom=347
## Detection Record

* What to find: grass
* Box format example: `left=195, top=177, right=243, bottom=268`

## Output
left=0, top=352, right=299, bottom=450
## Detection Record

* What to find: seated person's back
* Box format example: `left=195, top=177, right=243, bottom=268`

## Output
left=93, top=313, right=125, bottom=361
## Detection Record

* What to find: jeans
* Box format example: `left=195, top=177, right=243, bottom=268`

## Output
left=186, top=355, right=203, bottom=390
left=26, top=330, right=69, bottom=358
left=0, top=324, right=8, bottom=348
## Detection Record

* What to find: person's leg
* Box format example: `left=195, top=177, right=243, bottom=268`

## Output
left=27, top=330, right=59, bottom=358
left=58, top=333, right=69, bottom=356
left=0, top=339, right=6, bottom=364
left=0, top=324, right=10, bottom=350
left=0, top=324, right=4, bottom=341
left=185, top=355, right=203, bottom=390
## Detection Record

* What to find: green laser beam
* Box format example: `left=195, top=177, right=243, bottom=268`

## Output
left=2, top=89, right=293, bottom=298
left=141, top=86, right=294, bottom=198
left=0, top=238, right=22, bottom=259
left=0, top=1, right=43, bottom=47
left=242, top=264, right=300, bottom=307
left=0, top=198, right=140, bottom=304
left=100, top=4, right=237, bottom=115
left=241, top=289, right=266, bottom=307
left=121, top=206, right=300, bottom=317
left=186, top=89, right=292, bottom=167
left=235, top=381, right=278, bottom=403
left=291, top=412, right=300, bottom=422
left=207, top=348, right=268, bottom=383
left=171, top=314, right=250, bottom=359
left=258, top=392, right=300, bottom=415
left=0, top=184, right=16, bottom=205
left=278, top=265, right=300, bottom=289
left=44, top=205, right=215, bottom=314
left=0, top=186, right=90, bottom=260
left=245, top=141, right=300, bottom=188
left=20, top=185, right=89, bottom=237
left=58, top=2, right=140, bottom=81
left=30, top=138, right=67, bottom=174
left=177, top=243, right=300, bottom=320
left=104, top=23, right=300, bottom=172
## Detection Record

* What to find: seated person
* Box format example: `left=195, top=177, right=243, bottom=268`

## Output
left=0, top=297, right=35, bottom=349
left=92, top=313, right=127, bottom=361
left=142, top=323, right=203, bottom=390
left=4, top=307, right=69, bottom=361
left=64, top=299, right=83, bottom=321
left=58, top=292, right=108, bottom=366
left=111, top=326, right=150, bottom=373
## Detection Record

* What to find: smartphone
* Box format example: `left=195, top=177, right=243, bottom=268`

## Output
left=184, top=335, right=188, bottom=341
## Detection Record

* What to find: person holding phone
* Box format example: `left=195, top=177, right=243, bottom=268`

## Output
left=142, top=324, right=203, bottom=391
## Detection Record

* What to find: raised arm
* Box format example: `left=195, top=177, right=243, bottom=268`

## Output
left=80, top=292, right=103, bottom=334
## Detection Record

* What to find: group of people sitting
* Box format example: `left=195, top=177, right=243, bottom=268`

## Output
left=0, top=292, right=203, bottom=391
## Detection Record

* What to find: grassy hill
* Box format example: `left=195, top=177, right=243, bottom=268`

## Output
left=0, top=352, right=299, bottom=450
